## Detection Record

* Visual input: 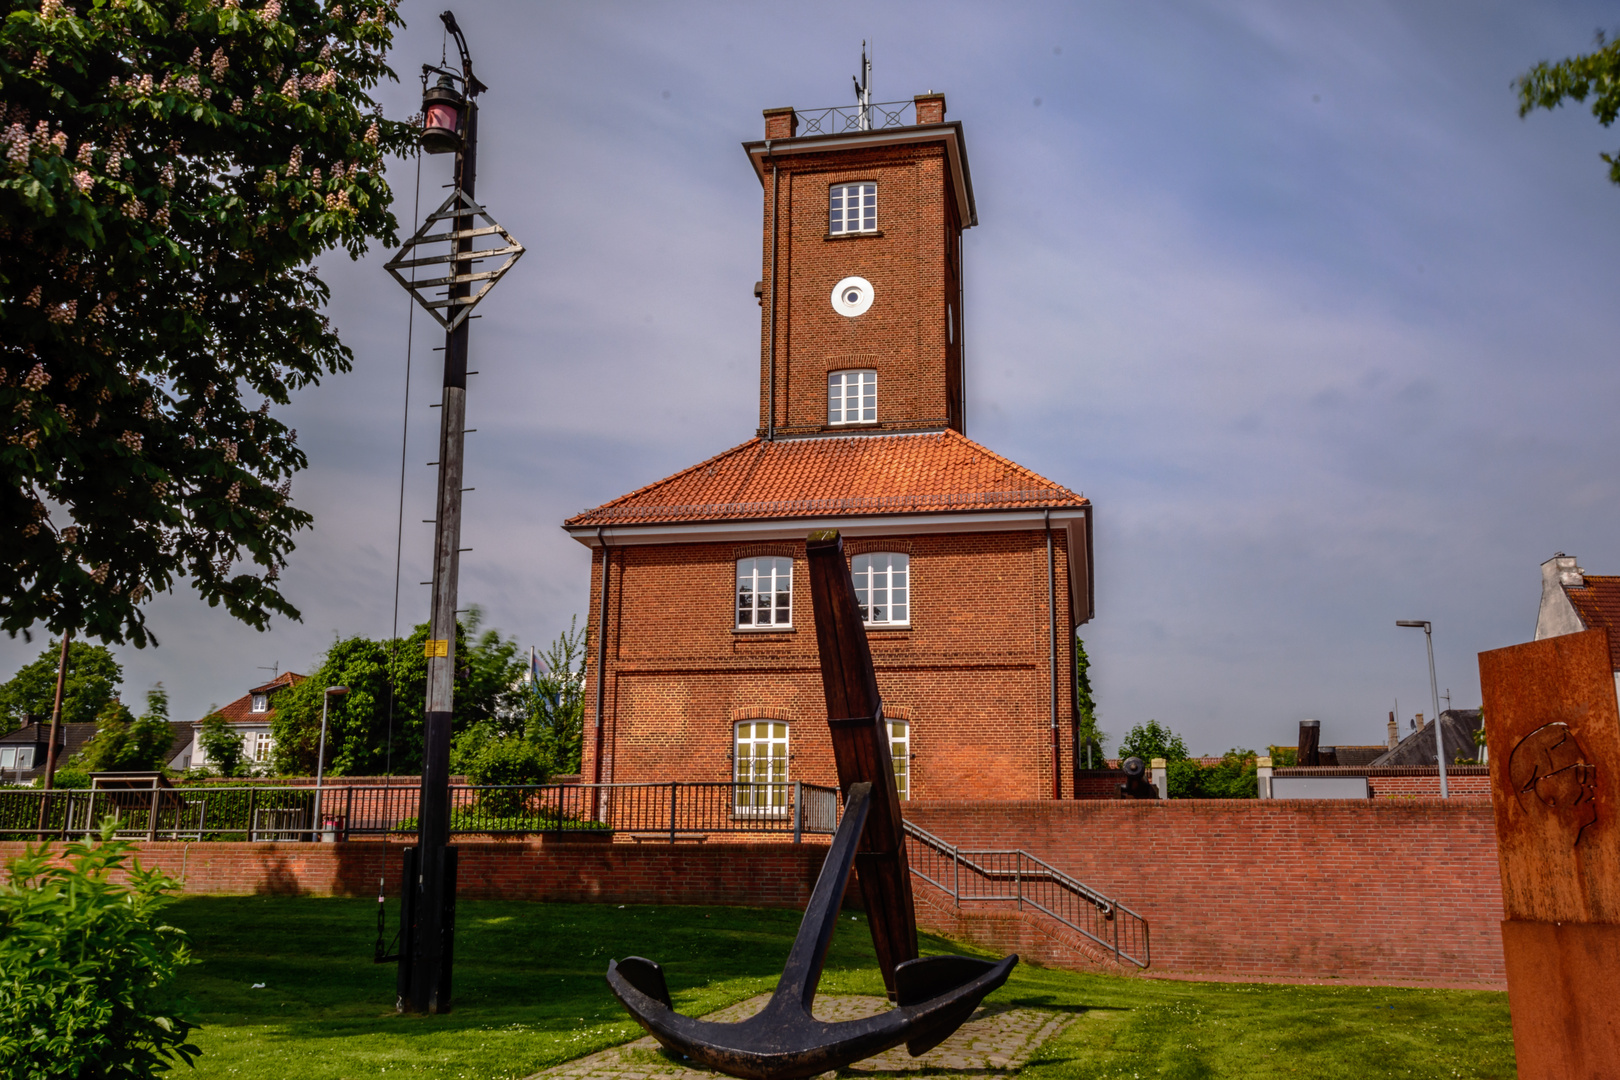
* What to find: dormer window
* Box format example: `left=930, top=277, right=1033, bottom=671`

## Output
left=251, top=693, right=268, bottom=713
left=828, top=370, right=876, bottom=425
left=829, top=182, right=876, bottom=234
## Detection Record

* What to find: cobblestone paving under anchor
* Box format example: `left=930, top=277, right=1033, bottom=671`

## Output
left=526, top=995, right=1072, bottom=1080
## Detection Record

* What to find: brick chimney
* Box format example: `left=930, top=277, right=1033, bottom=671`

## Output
left=1387, top=711, right=1398, bottom=749
left=762, top=106, right=797, bottom=140
left=914, top=92, right=946, bottom=125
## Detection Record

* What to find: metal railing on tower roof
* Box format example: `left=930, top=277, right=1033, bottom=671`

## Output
left=794, top=100, right=917, bottom=135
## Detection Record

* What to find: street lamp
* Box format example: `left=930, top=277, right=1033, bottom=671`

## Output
left=1396, top=620, right=1447, bottom=798
left=315, top=685, right=350, bottom=835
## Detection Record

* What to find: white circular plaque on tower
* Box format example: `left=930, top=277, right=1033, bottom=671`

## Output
left=830, top=276, right=874, bottom=318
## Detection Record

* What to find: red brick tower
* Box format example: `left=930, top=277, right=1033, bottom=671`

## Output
left=565, top=93, right=1093, bottom=803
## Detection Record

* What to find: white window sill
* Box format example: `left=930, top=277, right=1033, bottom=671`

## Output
left=734, top=625, right=795, bottom=633
left=865, top=623, right=911, bottom=631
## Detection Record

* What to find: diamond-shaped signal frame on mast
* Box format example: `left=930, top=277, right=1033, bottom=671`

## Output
left=385, top=188, right=524, bottom=331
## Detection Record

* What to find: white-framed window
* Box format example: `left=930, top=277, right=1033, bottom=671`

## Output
left=252, top=732, right=273, bottom=761
left=735, top=720, right=789, bottom=813
left=0, top=747, right=14, bottom=770
left=250, top=693, right=268, bottom=713
left=737, top=556, right=793, bottom=628
left=853, top=552, right=909, bottom=625
left=888, top=718, right=909, bottom=799
left=829, top=182, right=876, bottom=234
left=828, top=370, right=876, bottom=425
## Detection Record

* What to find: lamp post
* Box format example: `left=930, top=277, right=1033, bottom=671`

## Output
left=315, top=686, right=349, bottom=835
left=382, top=9, right=520, bottom=1017
left=1396, top=620, right=1447, bottom=798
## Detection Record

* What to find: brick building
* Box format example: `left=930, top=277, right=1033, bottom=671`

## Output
left=564, top=93, right=1093, bottom=801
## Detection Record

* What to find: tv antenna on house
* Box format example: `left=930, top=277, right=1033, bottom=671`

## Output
left=257, top=662, right=280, bottom=683
left=1443, top=688, right=1451, bottom=713
left=853, top=40, right=872, bottom=129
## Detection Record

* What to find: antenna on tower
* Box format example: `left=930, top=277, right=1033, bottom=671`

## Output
left=257, top=662, right=280, bottom=683
left=853, top=41, right=872, bottom=130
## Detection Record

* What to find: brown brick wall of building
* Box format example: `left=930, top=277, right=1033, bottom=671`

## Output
left=758, top=142, right=963, bottom=437
left=582, top=530, right=1076, bottom=800
left=903, top=799, right=1505, bottom=985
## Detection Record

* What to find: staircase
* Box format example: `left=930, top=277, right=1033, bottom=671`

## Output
left=903, top=821, right=1150, bottom=969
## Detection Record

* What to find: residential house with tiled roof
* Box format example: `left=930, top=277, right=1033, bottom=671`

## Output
left=0, top=716, right=193, bottom=785
left=1536, top=552, right=1620, bottom=677
left=176, top=671, right=305, bottom=773
left=563, top=94, right=1093, bottom=801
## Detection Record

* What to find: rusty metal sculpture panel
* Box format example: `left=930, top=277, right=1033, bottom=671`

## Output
left=606, top=530, right=1016, bottom=1078
left=1478, top=628, right=1620, bottom=1080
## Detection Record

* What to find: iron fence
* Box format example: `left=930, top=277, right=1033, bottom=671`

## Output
left=904, top=820, right=1150, bottom=969
left=794, top=100, right=916, bottom=135
left=0, top=781, right=841, bottom=843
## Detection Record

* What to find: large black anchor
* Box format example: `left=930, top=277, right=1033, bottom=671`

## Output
left=606, top=530, right=1018, bottom=1080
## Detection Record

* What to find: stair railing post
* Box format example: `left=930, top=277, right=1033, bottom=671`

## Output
left=793, top=780, right=802, bottom=844
left=669, top=781, right=678, bottom=845
left=1016, top=856, right=1023, bottom=911
left=953, top=845, right=960, bottom=905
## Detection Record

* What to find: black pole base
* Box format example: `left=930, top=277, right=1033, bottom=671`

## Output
left=396, top=845, right=458, bottom=1014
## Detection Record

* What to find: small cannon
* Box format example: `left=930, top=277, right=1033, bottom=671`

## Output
left=1118, top=756, right=1159, bottom=799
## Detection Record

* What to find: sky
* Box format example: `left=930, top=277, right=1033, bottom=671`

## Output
left=6, top=0, right=1620, bottom=757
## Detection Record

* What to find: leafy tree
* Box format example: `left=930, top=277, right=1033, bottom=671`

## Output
left=465, top=736, right=548, bottom=817
left=527, top=617, right=586, bottom=775
left=1266, top=745, right=1298, bottom=768
left=73, top=683, right=175, bottom=772
left=0, top=820, right=199, bottom=1076
left=196, top=710, right=244, bottom=777
left=270, top=608, right=527, bottom=777
left=1117, top=719, right=1189, bottom=765
left=1073, top=637, right=1105, bottom=769
left=0, top=638, right=120, bottom=732
left=0, top=0, right=415, bottom=648
left=1517, top=31, right=1620, bottom=185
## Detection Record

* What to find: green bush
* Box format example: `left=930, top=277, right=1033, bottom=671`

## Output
left=40, top=766, right=89, bottom=790
left=1168, top=748, right=1259, bottom=799
left=465, top=738, right=550, bottom=817
left=0, top=821, right=200, bottom=1077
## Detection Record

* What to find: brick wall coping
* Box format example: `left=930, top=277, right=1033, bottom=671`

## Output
left=903, top=797, right=1493, bottom=812
left=1272, top=765, right=1490, bottom=778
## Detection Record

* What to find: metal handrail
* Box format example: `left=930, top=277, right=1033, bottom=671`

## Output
left=794, top=100, right=917, bottom=135
left=903, top=820, right=1150, bottom=969
left=0, top=781, right=842, bottom=843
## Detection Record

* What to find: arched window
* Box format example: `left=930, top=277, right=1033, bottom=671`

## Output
left=828, top=370, right=877, bottom=425
left=829, top=182, right=877, bottom=234
left=888, top=718, right=910, bottom=799
left=852, top=552, right=909, bottom=625
left=735, top=720, right=789, bottom=813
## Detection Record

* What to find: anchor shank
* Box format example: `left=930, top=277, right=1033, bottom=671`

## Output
left=773, top=781, right=873, bottom=1012
left=807, top=531, right=920, bottom=998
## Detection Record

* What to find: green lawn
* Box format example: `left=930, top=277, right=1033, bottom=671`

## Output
left=165, top=896, right=1515, bottom=1080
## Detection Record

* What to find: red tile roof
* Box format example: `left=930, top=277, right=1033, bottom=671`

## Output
left=1564, top=576, right=1620, bottom=670
left=565, top=430, right=1087, bottom=527
left=205, top=671, right=305, bottom=725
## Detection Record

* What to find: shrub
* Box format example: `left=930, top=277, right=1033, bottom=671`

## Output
left=466, top=737, right=550, bottom=818
left=1167, top=748, right=1259, bottom=799
left=41, top=766, right=89, bottom=790
left=0, top=822, right=199, bottom=1077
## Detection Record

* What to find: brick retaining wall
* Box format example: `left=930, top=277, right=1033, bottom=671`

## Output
left=2, top=800, right=1507, bottom=986
left=0, top=835, right=832, bottom=909
left=903, top=799, right=1504, bottom=986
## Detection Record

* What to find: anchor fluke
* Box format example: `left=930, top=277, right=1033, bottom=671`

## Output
left=613, top=956, right=672, bottom=1009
